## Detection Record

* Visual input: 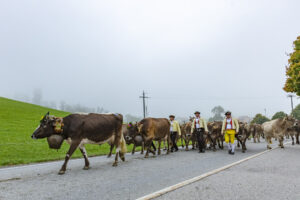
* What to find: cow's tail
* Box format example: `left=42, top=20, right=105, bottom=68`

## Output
left=120, top=133, right=127, bottom=154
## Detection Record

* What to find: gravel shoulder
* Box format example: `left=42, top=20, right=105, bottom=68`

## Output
left=156, top=143, right=300, bottom=200
left=0, top=140, right=290, bottom=200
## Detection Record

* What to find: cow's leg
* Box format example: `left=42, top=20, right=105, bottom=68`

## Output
left=266, top=136, right=272, bottom=149
left=242, top=141, right=246, bottom=153
left=59, top=141, right=80, bottom=175
left=158, top=139, right=161, bottom=155
left=291, top=135, right=295, bottom=145
left=151, top=142, right=157, bottom=151
left=257, top=133, right=261, bottom=143
left=296, top=133, right=300, bottom=144
left=79, top=146, right=90, bottom=170
left=192, top=139, right=195, bottom=150
left=181, top=135, right=184, bottom=148
left=163, top=140, right=167, bottom=151
left=107, top=144, right=114, bottom=158
left=141, top=142, right=144, bottom=154
left=279, top=136, right=284, bottom=148
left=253, top=133, right=256, bottom=143
left=237, top=139, right=241, bottom=148
left=185, top=137, right=189, bottom=151
left=166, top=133, right=170, bottom=154
left=132, top=143, right=136, bottom=154
left=145, top=142, right=150, bottom=158
left=212, top=137, right=217, bottom=151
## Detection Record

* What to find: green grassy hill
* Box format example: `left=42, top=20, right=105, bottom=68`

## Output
left=0, top=97, right=122, bottom=166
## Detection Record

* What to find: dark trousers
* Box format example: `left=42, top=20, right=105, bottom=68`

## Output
left=170, top=131, right=178, bottom=151
left=195, top=128, right=205, bottom=152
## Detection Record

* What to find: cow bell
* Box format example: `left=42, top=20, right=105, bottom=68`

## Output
left=47, top=135, right=64, bottom=149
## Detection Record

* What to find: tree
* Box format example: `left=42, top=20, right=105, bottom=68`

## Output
left=209, top=106, right=225, bottom=122
left=271, top=111, right=287, bottom=120
left=251, top=114, right=270, bottom=124
left=283, top=36, right=300, bottom=95
left=292, top=104, right=300, bottom=120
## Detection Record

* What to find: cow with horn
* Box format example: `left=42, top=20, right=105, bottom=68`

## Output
left=31, top=112, right=127, bottom=175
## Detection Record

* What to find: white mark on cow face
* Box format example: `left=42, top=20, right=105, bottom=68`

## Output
left=31, top=125, right=41, bottom=139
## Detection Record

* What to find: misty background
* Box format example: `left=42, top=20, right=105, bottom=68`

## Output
left=1, top=0, right=300, bottom=121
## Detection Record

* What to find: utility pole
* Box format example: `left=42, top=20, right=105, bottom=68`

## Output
left=287, top=94, right=295, bottom=113
left=139, top=91, right=150, bottom=118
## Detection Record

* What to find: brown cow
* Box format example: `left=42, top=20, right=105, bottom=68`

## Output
left=180, top=122, right=196, bottom=150
left=138, top=118, right=170, bottom=158
left=236, top=122, right=251, bottom=153
left=31, top=112, right=127, bottom=174
left=207, top=121, right=223, bottom=151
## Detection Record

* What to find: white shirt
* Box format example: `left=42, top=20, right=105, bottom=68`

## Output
left=195, top=118, right=200, bottom=129
left=170, top=121, right=174, bottom=132
left=226, top=118, right=232, bottom=129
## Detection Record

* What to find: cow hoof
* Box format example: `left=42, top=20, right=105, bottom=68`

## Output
left=121, top=157, right=125, bottom=162
left=281, top=146, right=284, bottom=149
left=292, top=142, right=295, bottom=145
left=267, top=146, right=272, bottom=150
left=145, top=155, right=149, bottom=158
left=58, top=170, right=65, bottom=175
left=83, top=166, right=90, bottom=170
left=185, top=149, right=189, bottom=151
left=112, top=162, right=118, bottom=167
left=213, top=149, right=216, bottom=152
left=242, top=150, right=245, bottom=153
left=107, top=154, right=112, bottom=158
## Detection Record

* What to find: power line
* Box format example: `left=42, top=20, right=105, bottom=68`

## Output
left=139, top=91, right=150, bottom=118
left=287, top=94, right=295, bottom=113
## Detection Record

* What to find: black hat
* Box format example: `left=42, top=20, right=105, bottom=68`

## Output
left=225, top=111, right=231, bottom=115
left=194, top=111, right=200, bottom=114
left=169, top=115, right=175, bottom=118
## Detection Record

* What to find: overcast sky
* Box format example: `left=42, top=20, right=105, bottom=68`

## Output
left=1, top=0, right=300, bottom=119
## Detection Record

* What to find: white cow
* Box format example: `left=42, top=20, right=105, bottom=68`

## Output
left=262, top=116, right=296, bottom=149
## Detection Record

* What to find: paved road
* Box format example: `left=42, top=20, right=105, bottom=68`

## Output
left=156, top=143, right=300, bottom=200
left=0, top=140, right=290, bottom=200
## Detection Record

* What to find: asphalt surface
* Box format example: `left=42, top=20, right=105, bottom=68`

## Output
left=156, top=142, right=300, bottom=200
left=0, top=140, right=292, bottom=200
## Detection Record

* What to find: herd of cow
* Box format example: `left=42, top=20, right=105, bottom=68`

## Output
left=31, top=112, right=300, bottom=175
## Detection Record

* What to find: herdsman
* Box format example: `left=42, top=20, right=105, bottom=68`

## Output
left=169, top=115, right=181, bottom=152
left=221, top=111, right=239, bottom=155
left=191, top=111, right=208, bottom=153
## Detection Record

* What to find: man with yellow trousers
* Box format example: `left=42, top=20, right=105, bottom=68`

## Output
left=169, top=115, right=181, bottom=152
left=221, top=111, right=239, bottom=155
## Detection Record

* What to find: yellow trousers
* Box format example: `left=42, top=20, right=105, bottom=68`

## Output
left=225, top=129, right=236, bottom=144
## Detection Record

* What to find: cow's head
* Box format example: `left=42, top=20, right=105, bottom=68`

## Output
left=283, top=115, right=296, bottom=127
left=125, top=122, right=138, bottom=142
left=31, top=112, right=57, bottom=139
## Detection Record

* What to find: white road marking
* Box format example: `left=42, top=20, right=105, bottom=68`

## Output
left=136, top=141, right=291, bottom=200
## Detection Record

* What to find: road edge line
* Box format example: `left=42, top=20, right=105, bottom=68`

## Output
left=136, top=142, right=291, bottom=200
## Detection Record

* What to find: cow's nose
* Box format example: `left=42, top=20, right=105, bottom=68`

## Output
left=31, top=134, right=36, bottom=139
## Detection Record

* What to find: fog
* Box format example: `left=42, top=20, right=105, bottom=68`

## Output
left=1, top=0, right=300, bottom=120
